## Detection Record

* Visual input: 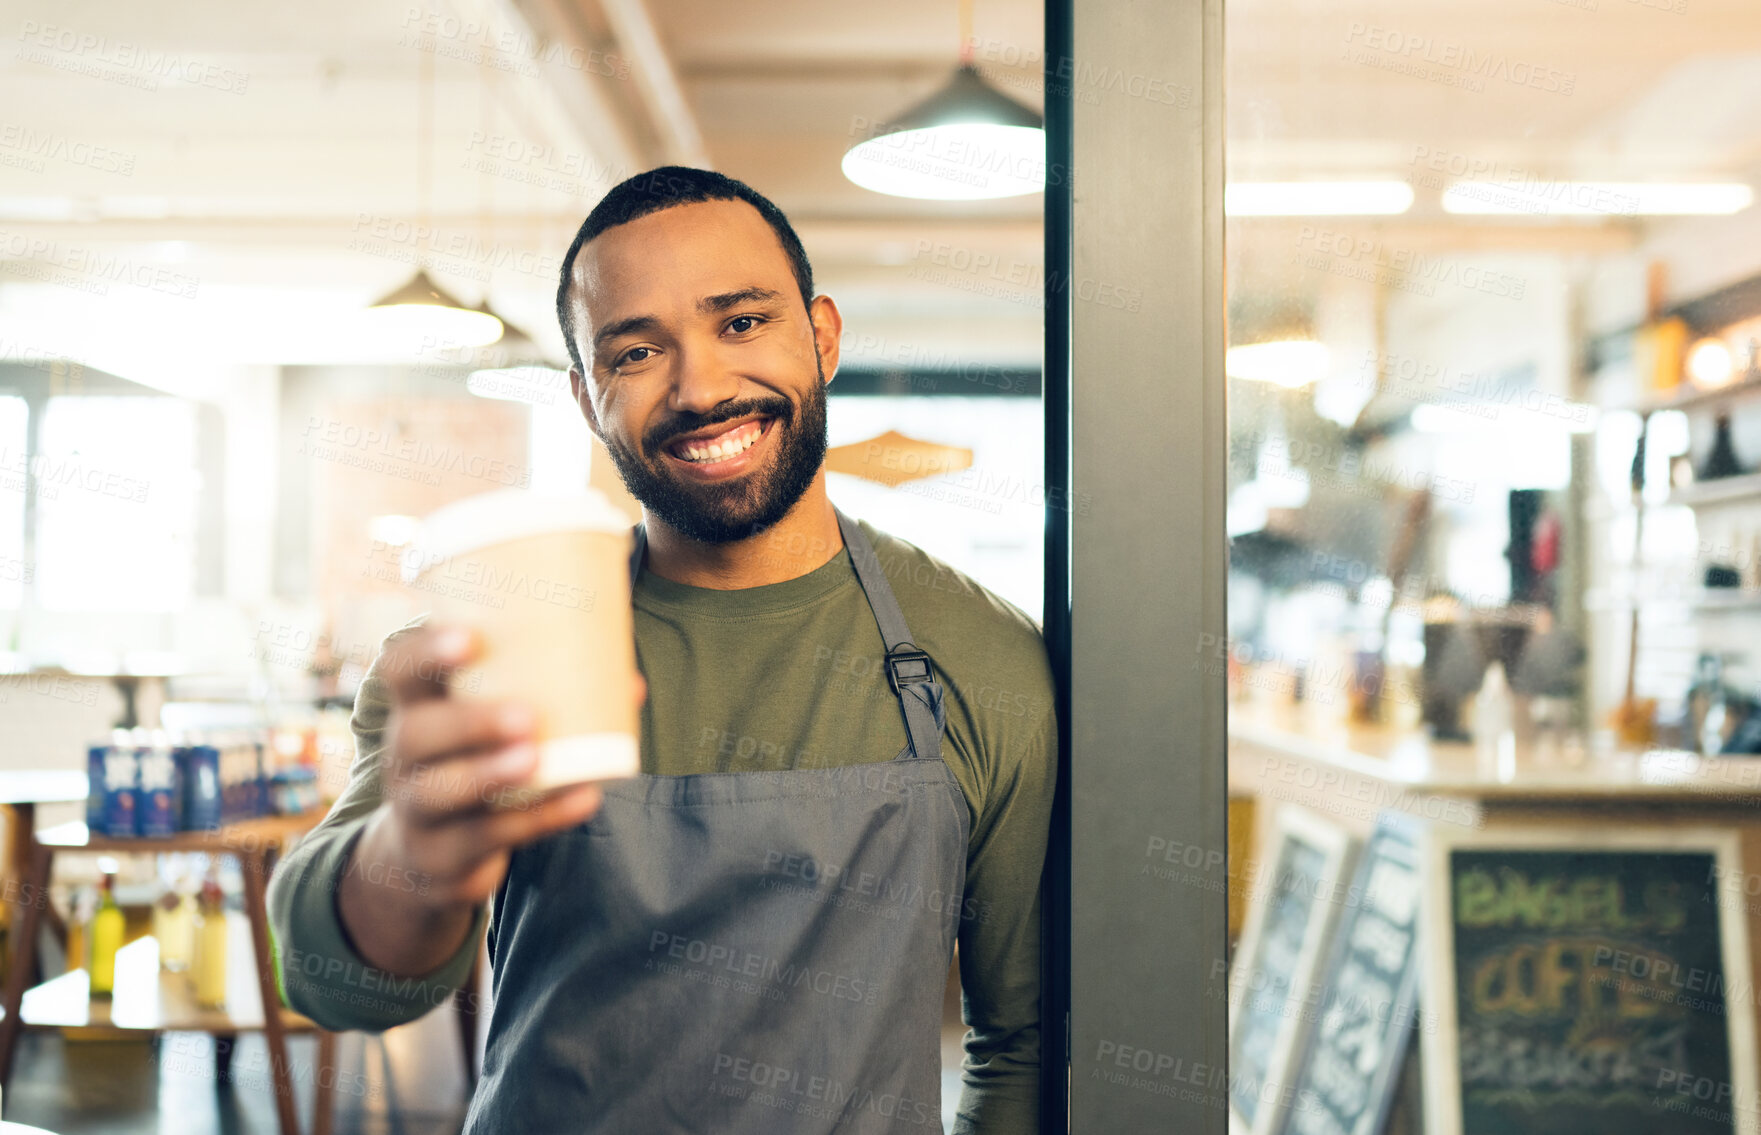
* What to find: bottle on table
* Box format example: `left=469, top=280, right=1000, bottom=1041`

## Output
left=65, top=885, right=95, bottom=977
left=152, top=874, right=195, bottom=972
left=1473, top=661, right=1518, bottom=783
left=89, top=864, right=125, bottom=998
left=191, top=872, right=227, bottom=1009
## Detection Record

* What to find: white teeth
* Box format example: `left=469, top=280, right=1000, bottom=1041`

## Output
left=679, top=422, right=762, bottom=463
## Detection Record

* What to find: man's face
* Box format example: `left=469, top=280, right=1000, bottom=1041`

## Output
left=566, top=199, right=841, bottom=544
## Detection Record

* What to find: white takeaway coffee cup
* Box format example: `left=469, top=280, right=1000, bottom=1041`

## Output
left=402, top=488, right=640, bottom=789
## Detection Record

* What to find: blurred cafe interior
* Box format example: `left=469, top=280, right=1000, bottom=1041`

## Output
left=3, top=0, right=1761, bottom=1131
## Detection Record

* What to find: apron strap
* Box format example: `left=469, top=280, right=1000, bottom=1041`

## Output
left=629, top=522, right=646, bottom=588
left=834, top=509, right=945, bottom=764
left=625, top=513, right=945, bottom=764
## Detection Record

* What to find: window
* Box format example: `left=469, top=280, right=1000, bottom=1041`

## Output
left=33, top=396, right=201, bottom=611
left=0, top=395, right=26, bottom=608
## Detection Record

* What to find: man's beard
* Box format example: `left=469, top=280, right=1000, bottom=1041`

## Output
left=600, top=358, right=829, bottom=545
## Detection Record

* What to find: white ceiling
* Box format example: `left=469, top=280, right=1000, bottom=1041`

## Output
left=1, top=0, right=1759, bottom=387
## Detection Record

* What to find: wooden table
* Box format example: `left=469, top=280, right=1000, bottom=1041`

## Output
left=0, top=772, right=91, bottom=978
left=0, top=812, right=331, bottom=1135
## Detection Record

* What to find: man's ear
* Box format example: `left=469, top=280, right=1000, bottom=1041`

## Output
left=569, top=367, right=604, bottom=440
left=809, top=294, right=843, bottom=386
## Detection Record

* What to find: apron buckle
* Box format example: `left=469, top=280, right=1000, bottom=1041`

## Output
left=885, top=646, right=934, bottom=694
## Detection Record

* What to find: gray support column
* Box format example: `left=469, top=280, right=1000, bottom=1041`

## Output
left=1058, top=0, right=1229, bottom=1129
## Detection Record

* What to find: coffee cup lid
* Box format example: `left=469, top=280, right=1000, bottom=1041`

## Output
left=401, top=488, right=632, bottom=584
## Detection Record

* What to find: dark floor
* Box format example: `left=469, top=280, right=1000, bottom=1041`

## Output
left=6, top=1015, right=470, bottom=1135
left=4, top=969, right=966, bottom=1133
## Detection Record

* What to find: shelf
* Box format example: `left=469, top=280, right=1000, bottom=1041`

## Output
left=0, top=772, right=88, bottom=808
left=1590, top=269, right=1761, bottom=389
left=37, top=811, right=323, bottom=855
left=1584, top=588, right=1761, bottom=612
left=1228, top=707, right=1761, bottom=804
left=1691, top=590, right=1761, bottom=610
left=1636, top=374, right=1761, bottom=415
left=1670, top=471, right=1761, bottom=507
left=0, top=913, right=316, bottom=1034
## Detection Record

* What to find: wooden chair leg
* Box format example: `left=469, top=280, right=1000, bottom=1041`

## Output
left=0, top=843, right=51, bottom=1089
left=239, top=848, right=300, bottom=1135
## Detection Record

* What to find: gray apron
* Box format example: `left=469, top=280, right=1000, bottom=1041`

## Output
left=463, top=510, right=970, bottom=1134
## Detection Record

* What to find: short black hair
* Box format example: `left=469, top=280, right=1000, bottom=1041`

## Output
left=555, top=166, right=815, bottom=375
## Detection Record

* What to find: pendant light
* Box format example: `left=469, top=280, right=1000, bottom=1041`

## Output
left=462, top=66, right=562, bottom=404
left=467, top=301, right=569, bottom=405
left=366, top=41, right=503, bottom=348
left=841, top=0, right=1043, bottom=200
left=369, top=269, right=504, bottom=347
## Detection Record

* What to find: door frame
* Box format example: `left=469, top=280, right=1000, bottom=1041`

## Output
left=1043, top=0, right=1229, bottom=1128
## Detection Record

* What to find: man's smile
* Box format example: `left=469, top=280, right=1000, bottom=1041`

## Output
left=660, top=415, right=777, bottom=479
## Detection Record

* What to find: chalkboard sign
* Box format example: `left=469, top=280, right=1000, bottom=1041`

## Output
left=1280, top=813, right=1423, bottom=1135
left=1423, top=827, right=1759, bottom=1135
left=1230, top=807, right=1358, bottom=1135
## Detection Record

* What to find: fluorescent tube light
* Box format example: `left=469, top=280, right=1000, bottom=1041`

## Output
left=1442, top=181, right=1753, bottom=217
left=1225, top=182, right=1414, bottom=216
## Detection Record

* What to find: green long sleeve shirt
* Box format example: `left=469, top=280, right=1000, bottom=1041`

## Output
left=267, top=517, right=1056, bottom=1134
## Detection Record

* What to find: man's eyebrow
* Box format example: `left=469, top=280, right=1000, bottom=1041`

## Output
left=592, top=314, right=661, bottom=353
left=590, top=288, right=787, bottom=355
left=699, top=287, right=785, bottom=314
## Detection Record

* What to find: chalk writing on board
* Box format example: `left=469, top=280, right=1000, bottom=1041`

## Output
left=1286, top=816, right=1422, bottom=1135
left=1233, top=835, right=1331, bottom=1126
left=1450, top=849, right=1735, bottom=1135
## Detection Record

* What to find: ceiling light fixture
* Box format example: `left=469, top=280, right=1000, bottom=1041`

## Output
left=1441, top=181, right=1754, bottom=217
left=365, top=38, right=501, bottom=350
left=1225, top=181, right=1415, bottom=217
left=841, top=0, right=1043, bottom=200
left=467, top=363, right=571, bottom=404
left=1687, top=337, right=1735, bottom=390
left=467, top=306, right=570, bottom=404
left=368, top=270, right=504, bottom=347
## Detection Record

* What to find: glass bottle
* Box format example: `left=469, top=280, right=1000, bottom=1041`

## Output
left=191, top=873, right=227, bottom=1009
left=1702, top=413, right=1744, bottom=480
left=89, top=868, right=125, bottom=998
left=152, top=875, right=194, bottom=973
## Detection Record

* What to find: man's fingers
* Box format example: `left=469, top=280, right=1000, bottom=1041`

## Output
left=455, top=783, right=605, bottom=852
left=383, top=699, right=539, bottom=821
left=383, top=784, right=606, bottom=904
left=388, top=698, right=535, bottom=772
left=378, top=625, right=478, bottom=705
left=385, top=743, right=539, bottom=822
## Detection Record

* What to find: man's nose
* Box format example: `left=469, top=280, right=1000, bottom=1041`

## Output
left=666, top=346, right=742, bottom=415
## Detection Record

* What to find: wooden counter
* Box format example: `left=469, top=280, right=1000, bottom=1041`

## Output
left=1231, top=706, right=1761, bottom=813
left=1226, top=706, right=1761, bottom=1135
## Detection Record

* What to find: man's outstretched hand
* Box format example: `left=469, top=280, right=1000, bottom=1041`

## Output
left=336, top=626, right=642, bottom=976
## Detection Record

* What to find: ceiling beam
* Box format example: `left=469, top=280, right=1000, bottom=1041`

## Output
left=502, top=0, right=648, bottom=174
left=678, top=59, right=959, bottom=82
left=598, top=0, right=710, bottom=167
left=0, top=214, right=1641, bottom=256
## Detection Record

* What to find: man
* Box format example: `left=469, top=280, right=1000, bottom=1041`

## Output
left=269, top=166, right=1056, bottom=1134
